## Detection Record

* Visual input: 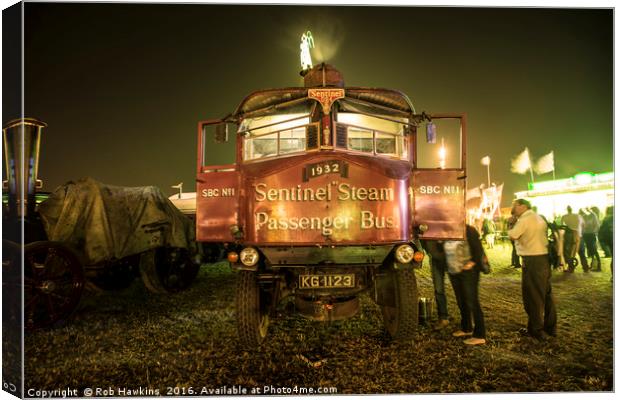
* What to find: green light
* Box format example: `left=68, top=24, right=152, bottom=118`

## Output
left=1, top=192, right=49, bottom=204
left=529, top=178, right=570, bottom=191
left=530, top=171, right=613, bottom=191
left=516, top=171, right=614, bottom=220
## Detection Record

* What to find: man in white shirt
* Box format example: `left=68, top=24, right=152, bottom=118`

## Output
left=508, top=199, right=557, bottom=341
left=561, top=206, right=584, bottom=271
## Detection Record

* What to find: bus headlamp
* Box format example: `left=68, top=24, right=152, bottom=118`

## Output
left=240, top=247, right=259, bottom=266
left=395, top=244, right=415, bottom=264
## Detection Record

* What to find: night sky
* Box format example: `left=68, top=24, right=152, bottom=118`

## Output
left=13, top=3, right=614, bottom=205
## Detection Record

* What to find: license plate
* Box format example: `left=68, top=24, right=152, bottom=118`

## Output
left=298, top=274, right=355, bottom=289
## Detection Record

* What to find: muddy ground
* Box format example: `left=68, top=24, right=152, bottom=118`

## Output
left=24, top=244, right=614, bottom=394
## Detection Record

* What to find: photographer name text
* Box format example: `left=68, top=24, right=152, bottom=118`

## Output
left=27, top=385, right=337, bottom=397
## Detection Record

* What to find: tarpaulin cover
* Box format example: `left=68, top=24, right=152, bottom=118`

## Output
left=38, top=177, right=195, bottom=265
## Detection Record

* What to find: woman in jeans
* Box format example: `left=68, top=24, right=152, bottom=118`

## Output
left=443, top=225, right=487, bottom=345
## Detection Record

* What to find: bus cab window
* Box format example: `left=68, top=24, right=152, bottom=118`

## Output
left=241, top=114, right=311, bottom=161
left=336, top=113, right=408, bottom=159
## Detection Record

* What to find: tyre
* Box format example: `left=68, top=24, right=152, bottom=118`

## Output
left=380, top=264, right=418, bottom=340
left=139, top=247, right=199, bottom=294
left=236, top=270, right=270, bottom=348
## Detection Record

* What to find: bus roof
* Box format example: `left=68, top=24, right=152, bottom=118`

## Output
left=231, top=87, right=416, bottom=120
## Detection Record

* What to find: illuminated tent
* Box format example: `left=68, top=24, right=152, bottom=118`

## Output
left=514, top=171, right=614, bottom=220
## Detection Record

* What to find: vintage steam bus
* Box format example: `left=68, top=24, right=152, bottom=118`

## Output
left=197, top=64, right=466, bottom=347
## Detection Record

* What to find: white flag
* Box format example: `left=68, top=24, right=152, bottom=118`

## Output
left=511, top=148, right=531, bottom=174
left=481, top=156, right=490, bottom=166
left=534, top=151, right=554, bottom=174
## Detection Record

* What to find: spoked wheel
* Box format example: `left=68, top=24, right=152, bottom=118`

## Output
left=380, top=264, right=419, bottom=340
left=139, top=247, right=199, bottom=294
left=236, top=270, right=270, bottom=348
left=23, top=241, right=85, bottom=331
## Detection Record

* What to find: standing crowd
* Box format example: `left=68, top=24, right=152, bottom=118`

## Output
left=423, top=199, right=613, bottom=346
left=558, top=205, right=613, bottom=275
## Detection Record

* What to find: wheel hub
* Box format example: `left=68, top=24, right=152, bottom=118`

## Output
left=39, top=280, right=57, bottom=294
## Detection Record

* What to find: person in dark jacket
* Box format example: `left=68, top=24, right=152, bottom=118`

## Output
left=443, top=225, right=487, bottom=345
left=421, top=240, right=450, bottom=330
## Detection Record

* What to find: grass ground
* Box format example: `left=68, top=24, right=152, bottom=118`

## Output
left=24, top=243, right=614, bottom=394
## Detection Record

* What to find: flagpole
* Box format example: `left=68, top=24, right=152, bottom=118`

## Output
left=527, top=148, right=534, bottom=183
left=481, top=156, right=491, bottom=187
left=486, top=163, right=490, bottom=187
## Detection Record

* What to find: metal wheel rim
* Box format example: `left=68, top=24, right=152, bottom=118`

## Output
left=24, top=242, right=84, bottom=330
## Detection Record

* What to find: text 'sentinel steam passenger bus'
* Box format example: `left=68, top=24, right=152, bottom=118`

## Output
left=197, top=64, right=466, bottom=347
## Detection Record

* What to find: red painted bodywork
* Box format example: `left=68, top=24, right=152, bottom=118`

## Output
left=412, top=169, right=466, bottom=239
left=243, top=153, right=411, bottom=245
left=197, top=151, right=413, bottom=245
left=196, top=169, right=239, bottom=242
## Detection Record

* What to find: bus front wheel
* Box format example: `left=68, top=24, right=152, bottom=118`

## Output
left=380, top=265, right=419, bottom=340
